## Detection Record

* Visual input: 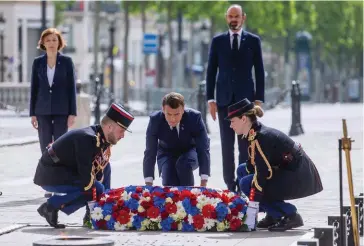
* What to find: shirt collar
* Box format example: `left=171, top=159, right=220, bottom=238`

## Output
left=229, top=28, right=243, bottom=37
left=169, top=123, right=180, bottom=130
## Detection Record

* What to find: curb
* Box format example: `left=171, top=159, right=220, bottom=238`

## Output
left=0, top=224, right=29, bottom=236
left=0, top=137, right=38, bottom=148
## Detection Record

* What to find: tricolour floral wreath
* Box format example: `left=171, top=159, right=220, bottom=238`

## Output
left=89, top=185, right=250, bottom=232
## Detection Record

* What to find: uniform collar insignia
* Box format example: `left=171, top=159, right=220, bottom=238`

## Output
left=248, top=128, right=256, bottom=141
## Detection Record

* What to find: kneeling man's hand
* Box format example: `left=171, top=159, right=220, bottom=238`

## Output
left=200, top=180, right=207, bottom=187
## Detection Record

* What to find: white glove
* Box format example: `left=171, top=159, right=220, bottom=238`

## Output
left=245, top=201, right=259, bottom=230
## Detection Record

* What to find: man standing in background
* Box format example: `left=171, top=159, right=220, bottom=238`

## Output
left=206, top=4, right=265, bottom=192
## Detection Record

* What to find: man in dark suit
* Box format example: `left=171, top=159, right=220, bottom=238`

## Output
left=143, top=92, right=210, bottom=187
left=34, top=103, right=135, bottom=228
left=206, top=4, right=265, bottom=191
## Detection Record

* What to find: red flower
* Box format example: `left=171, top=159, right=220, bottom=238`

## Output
left=117, top=200, right=124, bottom=207
left=192, top=214, right=205, bottom=230
left=180, top=190, right=192, bottom=200
left=236, top=204, right=243, bottom=211
left=140, top=200, right=152, bottom=209
left=172, top=195, right=180, bottom=203
left=190, top=198, right=198, bottom=206
left=161, top=211, right=169, bottom=220
left=165, top=203, right=177, bottom=214
left=229, top=218, right=241, bottom=231
left=117, top=210, right=130, bottom=224
left=112, top=211, right=119, bottom=219
left=163, top=187, right=171, bottom=192
left=98, top=200, right=105, bottom=206
left=225, top=213, right=233, bottom=221
left=221, top=194, right=229, bottom=204
left=112, top=205, right=119, bottom=212
left=142, top=192, right=151, bottom=197
left=230, top=208, right=239, bottom=216
left=138, top=211, right=147, bottom=217
left=152, top=191, right=165, bottom=198
left=136, top=186, right=143, bottom=193
left=147, top=206, right=160, bottom=219
left=96, top=219, right=107, bottom=229
left=202, top=204, right=215, bottom=218
left=171, top=222, right=178, bottom=230
left=131, top=193, right=139, bottom=200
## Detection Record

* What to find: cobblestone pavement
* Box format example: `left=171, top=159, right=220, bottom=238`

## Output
left=0, top=103, right=363, bottom=245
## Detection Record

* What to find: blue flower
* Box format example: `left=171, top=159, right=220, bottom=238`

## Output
left=182, top=198, right=192, bottom=213
left=153, top=196, right=165, bottom=208
left=125, top=186, right=136, bottom=193
left=161, top=217, right=174, bottom=231
left=126, top=198, right=139, bottom=210
left=181, top=222, right=195, bottom=232
left=166, top=192, right=175, bottom=198
left=215, top=202, right=228, bottom=222
left=160, top=206, right=166, bottom=213
left=229, top=203, right=236, bottom=209
left=91, top=219, right=98, bottom=229
left=102, top=203, right=113, bottom=216
left=152, top=186, right=164, bottom=193
left=106, top=217, right=116, bottom=230
left=233, top=197, right=246, bottom=206
left=132, top=215, right=144, bottom=229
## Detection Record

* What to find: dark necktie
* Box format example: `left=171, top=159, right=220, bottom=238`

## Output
left=172, top=126, right=179, bottom=138
left=232, top=33, right=239, bottom=51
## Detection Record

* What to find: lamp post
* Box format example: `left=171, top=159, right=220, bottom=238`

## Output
left=156, top=21, right=165, bottom=88
left=0, top=13, right=5, bottom=83
left=108, top=16, right=116, bottom=105
left=198, top=22, right=210, bottom=134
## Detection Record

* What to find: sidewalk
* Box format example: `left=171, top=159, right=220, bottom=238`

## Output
left=0, top=103, right=362, bottom=245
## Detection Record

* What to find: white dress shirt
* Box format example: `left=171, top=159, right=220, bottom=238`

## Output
left=47, top=65, right=55, bottom=87
left=144, top=122, right=209, bottom=183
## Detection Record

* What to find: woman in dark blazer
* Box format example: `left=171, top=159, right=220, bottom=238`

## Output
left=29, top=28, right=77, bottom=154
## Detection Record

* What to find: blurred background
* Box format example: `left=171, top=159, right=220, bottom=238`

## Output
left=0, top=0, right=362, bottom=116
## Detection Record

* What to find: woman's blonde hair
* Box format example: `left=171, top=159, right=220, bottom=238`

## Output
left=37, top=28, right=66, bottom=51
left=244, top=105, right=264, bottom=121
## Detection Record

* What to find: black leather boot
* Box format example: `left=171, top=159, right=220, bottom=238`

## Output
left=257, top=214, right=281, bottom=228
left=37, top=202, right=65, bottom=229
left=268, top=212, right=304, bottom=232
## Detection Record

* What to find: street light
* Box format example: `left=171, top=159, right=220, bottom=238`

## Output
left=200, top=22, right=209, bottom=78
left=108, top=14, right=116, bottom=105
left=199, top=22, right=210, bottom=133
left=0, top=13, right=6, bottom=82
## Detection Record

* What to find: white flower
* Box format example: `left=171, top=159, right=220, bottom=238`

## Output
left=90, top=207, right=103, bottom=221
left=121, top=191, right=131, bottom=201
left=137, top=206, right=145, bottom=213
left=187, top=214, right=193, bottom=224
left=169, top=187, right=179, bottom=191
left=216, top=222, right=227, bottom=231
left=114, top=221, right=127, bottom=231
left=143, top=188, right=150, bottom=194
left=191, top=188, right=202, bottom=195
left=104, top=215, right=111, bottom=221
left=204, top=218, right=216, bottom=230
left=165, top=197, right=173, bottom=203
left=100, top=194, right=109, bottom=201
left=237, top=212, right=245, bottom=220
left=127, top=214, right=135, bottom=227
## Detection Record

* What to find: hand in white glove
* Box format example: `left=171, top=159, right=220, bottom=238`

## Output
left=245, top=201, right=260, bottom=230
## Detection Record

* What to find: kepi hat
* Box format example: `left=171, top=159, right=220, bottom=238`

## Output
left=225, top=98, right=254, bottom=120
left=106, top=103, right=135, bottom=132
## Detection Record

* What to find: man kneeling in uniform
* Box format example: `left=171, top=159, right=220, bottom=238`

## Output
left=227, top=98, right=323, bottom=232
left=143, top=92, right=211, bottom=187
left=33, top=103, right=134, bottom=228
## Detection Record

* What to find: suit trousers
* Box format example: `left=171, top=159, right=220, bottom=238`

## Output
left=217, top=105, right=248, bottom=191
left=237, top=164, right=297, bottom=219
left=37, top=115, right=68, bottom=153
left=42, top=163, right=111, bottom=215
left=158, top=149, right=198, bottom=186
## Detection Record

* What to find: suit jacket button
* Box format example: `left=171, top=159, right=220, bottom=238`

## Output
left=49, top=90, right=52, bottom=93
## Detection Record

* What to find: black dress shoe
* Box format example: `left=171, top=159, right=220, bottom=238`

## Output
left=257, top=215, right=281, bottom=228
left=37, top=202, right=65, bottom=229
left=268, top=212, right=304, bottom=232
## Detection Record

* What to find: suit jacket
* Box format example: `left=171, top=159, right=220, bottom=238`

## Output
left=245, top=121, right=323, bottom=202
left=143, top=108, right=210, bottom=179
left=29, top=52, right=77, bottom=116
left=33, top=125, right=111, bottom=191
left=206, top=30, right=265, bottom=107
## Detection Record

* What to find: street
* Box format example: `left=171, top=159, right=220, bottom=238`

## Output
left=0, top=103, right=363, bottom=245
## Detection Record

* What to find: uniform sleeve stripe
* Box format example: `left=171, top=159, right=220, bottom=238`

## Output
left=111, top=104, right=134, bottom=120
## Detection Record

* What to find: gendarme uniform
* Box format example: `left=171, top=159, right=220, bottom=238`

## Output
left=33, top=103, right=134, bottom=228
left=227, top=99, right=323, bottom=232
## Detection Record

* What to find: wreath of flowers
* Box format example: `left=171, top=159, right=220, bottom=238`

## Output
left=89, top=185, right=250, bottom=232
